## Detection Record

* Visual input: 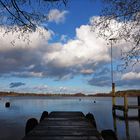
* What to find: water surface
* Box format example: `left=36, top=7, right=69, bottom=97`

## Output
left=0, top=96, right=140, bottom=140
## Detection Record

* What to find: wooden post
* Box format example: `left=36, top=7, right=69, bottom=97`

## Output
left=125, top=115, right=130, bottom=140
left=112, top=83, right=116, bottom=108
left=124, top=93, right=128, bottom=113
left=113, top=113, right=117, bottom=133
left=138, top=96, right=140, bottom=118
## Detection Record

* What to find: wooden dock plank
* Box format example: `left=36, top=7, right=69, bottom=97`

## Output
left=34, top=125, right=96, bottom=131
left=113, top=105, right=140, bottom=110
left=45, top=117, right=85, bottom=121
left=113, top=105, right=125, bottom=110
left=128, top=105, right=140, bottom=109
left=27, top=129, right=99, bottom=136
left=48, top=111, right=85, bottom=118
left=114, top=114, right=140, bottom=121
left=39, top=120, right=91, bottom=126
left=23, top=136, right=100, bottom=140
left=23, top=111, right=102, bottom=140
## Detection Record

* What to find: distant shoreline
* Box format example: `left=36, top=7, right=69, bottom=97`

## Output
left=0, top=91, right=111, bottom=97
left=0, top=90, right=140, bottom=97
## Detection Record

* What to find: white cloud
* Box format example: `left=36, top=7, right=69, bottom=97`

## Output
left=0, top=26, right=52, bottom=50
left=121, top=72, right=140, bottom=80
left=80, top=69, right=94, bottom=74
left=90, top=16, right=137, bottom=56
left=48, top=9, right=68, bottom=24
left=90, top=16, right=123, bottom=39
left=31, top=72, right=43, bottom=77
left=0, top=16, right=139, bottom=89
left=43, top=25, right=110, bottom=68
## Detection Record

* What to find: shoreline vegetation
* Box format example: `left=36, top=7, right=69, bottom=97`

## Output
left=0, top=90, right=140, bottom=97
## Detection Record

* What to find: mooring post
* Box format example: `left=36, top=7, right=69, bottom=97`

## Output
left=125, top=115, right=130, bottom=140
left=138, top=96, right=140, bottom=118
left=112, top=83, right=116, bottom=109
left=5, top=102, right=10, bottom=108
left=124, top=93, right=128, bottom=115
left=113, top=113, right=117, bottom=134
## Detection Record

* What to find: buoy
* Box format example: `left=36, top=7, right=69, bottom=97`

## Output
left=85, top=113, right=97, bottom=128
left=40, top=111, right=48, bottom=122
left=25, top=118, right=38, bottom=135
left=101, top=129, right=118, bottom=140
left=5, top=102, right=10, bottom=108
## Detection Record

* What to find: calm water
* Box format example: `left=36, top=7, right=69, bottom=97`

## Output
left=0, top=96, right=140, bottom=140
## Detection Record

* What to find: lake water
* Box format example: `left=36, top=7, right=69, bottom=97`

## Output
left=0, top=96, right=140, bottom=140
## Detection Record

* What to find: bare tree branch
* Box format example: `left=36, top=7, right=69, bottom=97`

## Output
left=0, top=0, right=68, bottom=45
left=91, top=0, right=140, bottom=68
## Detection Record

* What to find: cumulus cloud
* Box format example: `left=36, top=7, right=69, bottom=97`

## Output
left=9, top=82, right=25, bottom=88
left=0, top=16, right=139, bottom=88
left=43, top=25, right=110, bottom=68
left=121, top=72, right=140, bottom=80
left=0, top=26, right=52, bottom=50
left=0, top=23, right=111, bottom=79
left=48, top=9, right=68, bottom=23
left=0, top=26, right=52, bottom=77
left=80, top=69, right=94, bottom=75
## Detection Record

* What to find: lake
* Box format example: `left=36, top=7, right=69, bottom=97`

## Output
left=0, top=96, right=140, bottom=140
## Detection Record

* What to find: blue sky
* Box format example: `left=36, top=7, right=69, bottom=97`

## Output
left=0, top=0, right=139, bottom=94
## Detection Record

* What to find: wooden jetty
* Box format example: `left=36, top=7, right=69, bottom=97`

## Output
left=112, top=83, right=140, bottom=118
left=112, top=93, right=140, bottom=112
left=23, top=111, right=102, bottom=140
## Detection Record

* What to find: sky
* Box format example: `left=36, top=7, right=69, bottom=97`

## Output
left=0, top=0, right=140, bottom=94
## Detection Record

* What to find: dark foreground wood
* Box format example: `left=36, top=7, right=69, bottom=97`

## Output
left=23, top=111, right=102, bottom=140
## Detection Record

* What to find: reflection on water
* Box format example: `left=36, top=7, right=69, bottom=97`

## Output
left=0, top=96, right=140, bottom=140
left=113, top=110, right=140, bottom=140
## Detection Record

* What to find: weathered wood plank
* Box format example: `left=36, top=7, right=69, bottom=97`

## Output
left=27, top=129, right=99, bottom=136
left=44, top=117, right=85, bottom=121
left=114, top=114, right=140, bottom=121
left=34, top=125, right=95, bottom=130
left=128, top=105, right=140, bottom=109
left=23, top=136, right=100, bottom=140
left=48, top=111, right=85, bottom=118
left=113, top=105, right=140, bottom=110
left=39, top=120, right=91, bottom=126
left=23, top=111, right=102, bottom=140
left=113, top=105, right=125, bottom=110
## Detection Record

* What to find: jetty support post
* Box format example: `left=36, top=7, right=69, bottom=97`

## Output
left=138, top=96, right=140, bottom=118
left=124, top=93, right=128, bottom=117
left=113, top=113, right=117, bottom=133
left=125, top=116, right=130, bottom=140
left=112, top=83, right=116, bottom=109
